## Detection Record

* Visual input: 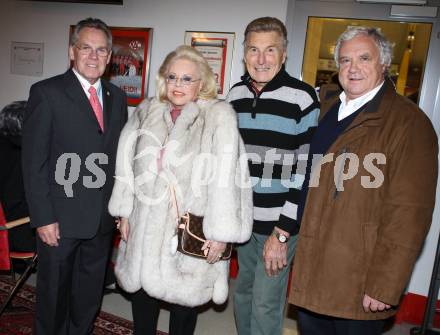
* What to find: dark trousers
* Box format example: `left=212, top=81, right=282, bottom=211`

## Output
left=132, top=289, right=198, bottom=335
left=297, top=308, right=386, bottom=335
left=34, top=231, right=113, bottom=335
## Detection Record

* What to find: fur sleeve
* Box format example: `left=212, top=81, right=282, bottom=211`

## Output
left=202, top=101, right=253, bottom=243
left=108, top=99, right=150, bottom=218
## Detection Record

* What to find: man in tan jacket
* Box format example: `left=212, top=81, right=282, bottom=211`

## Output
left=290, top=26, right=438, bottom=335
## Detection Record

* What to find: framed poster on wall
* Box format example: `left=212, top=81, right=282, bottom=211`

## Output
left=70, top=26, right=152, bottom=106
left=107, top=27, right=152, bottom=106
left=184, top=31, right=235, bottom=99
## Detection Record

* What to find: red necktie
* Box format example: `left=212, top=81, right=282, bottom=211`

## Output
left=88, top=86, right=104, bottom=131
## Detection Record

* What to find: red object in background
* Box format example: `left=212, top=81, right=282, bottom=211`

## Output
left=110, top=231, right=121, bottom=269
left=0, top=204, right=11, bottom=270
left=229, top=251, right=238, bottom=278
left=395, top=292, right=439, bottom=327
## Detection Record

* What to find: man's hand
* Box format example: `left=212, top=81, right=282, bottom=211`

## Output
left=263, top=227, right=289, bottom=276
left=117, top=217, right=129, bottom=242
left=37, top=222, right=60, bottom=247
left=362, top=294, right=391, bottom=312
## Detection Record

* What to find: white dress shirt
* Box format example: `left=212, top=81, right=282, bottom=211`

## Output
left=72, top=68, right=103, bottom=106
left=338, top=82, right=384, bottom=121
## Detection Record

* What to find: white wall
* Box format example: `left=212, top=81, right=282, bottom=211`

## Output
left=0, top=0, right=288, bottom=106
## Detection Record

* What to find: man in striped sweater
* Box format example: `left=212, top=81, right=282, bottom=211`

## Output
left=227, top=17, right=319, bottom=335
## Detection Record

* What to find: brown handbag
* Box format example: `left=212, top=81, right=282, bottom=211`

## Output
left=170, top=186, right=232, bottom=260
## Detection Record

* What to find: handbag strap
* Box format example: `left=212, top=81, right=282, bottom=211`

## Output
left=169, top=185, right=180, bottom=225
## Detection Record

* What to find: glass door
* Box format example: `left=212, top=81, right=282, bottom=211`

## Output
left=285, top=0, right=440, bottom=121
left=301, top=17, right=431, bottom=104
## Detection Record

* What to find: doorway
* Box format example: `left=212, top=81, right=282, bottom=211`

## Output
left=301, top=17, right=431, bottom=104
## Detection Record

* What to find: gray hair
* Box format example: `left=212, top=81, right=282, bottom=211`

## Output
left=70, top=17, right=112, bottom=50
left=244, top=16, right=288, bottom=50
left=334, top=26, right=393, bottom=68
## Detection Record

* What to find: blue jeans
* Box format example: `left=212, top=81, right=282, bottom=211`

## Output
left=234, top=232, right=297, bottom=335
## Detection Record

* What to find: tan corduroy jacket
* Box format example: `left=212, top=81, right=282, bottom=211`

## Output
left=289, top=78, right=438, bottom=320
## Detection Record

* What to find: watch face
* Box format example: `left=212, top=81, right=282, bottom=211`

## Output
left=278, top=234, right=287, bottom=243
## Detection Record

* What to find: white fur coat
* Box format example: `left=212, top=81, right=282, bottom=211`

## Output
left=108, top=97, right=253, bottom=307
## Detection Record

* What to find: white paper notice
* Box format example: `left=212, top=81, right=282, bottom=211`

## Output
left=11, top=41, right=44, bottom=77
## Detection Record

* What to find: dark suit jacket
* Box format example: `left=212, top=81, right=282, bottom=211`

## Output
left=22, top=69, right=127, bottom=239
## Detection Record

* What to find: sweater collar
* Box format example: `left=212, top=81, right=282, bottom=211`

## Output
left=241, top=65, right=289, bottom=94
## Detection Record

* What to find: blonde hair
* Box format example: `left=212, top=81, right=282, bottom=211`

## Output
left=156, top=45, right=217, bottom=102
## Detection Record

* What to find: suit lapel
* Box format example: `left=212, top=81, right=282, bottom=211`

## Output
left=102, top=79, right=124, bottom=148
left=64, top=70, right=102, bottom=129
left=101, top=80, right=112, bottom=135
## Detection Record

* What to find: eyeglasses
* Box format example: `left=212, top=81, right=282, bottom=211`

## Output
left=165, top=74, right=201, bottom=86
left=75, top=44, right=110, bottom=57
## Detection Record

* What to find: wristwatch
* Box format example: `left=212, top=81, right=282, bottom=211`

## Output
left=272, top=230, right=289, bottom=243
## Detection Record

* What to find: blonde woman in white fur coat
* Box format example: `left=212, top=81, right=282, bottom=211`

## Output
left=108, top=45, right=253, bottom=335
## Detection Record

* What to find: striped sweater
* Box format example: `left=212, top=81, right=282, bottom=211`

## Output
left=227, top=67, right=319, bottom=235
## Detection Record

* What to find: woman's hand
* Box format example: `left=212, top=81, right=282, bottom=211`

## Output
left=202, top=240, right=227, bottom=264
left=116, top=217, right=129, bottom=242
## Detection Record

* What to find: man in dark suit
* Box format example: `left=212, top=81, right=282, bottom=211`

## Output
left=22, top=18, right=127, bottom=335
